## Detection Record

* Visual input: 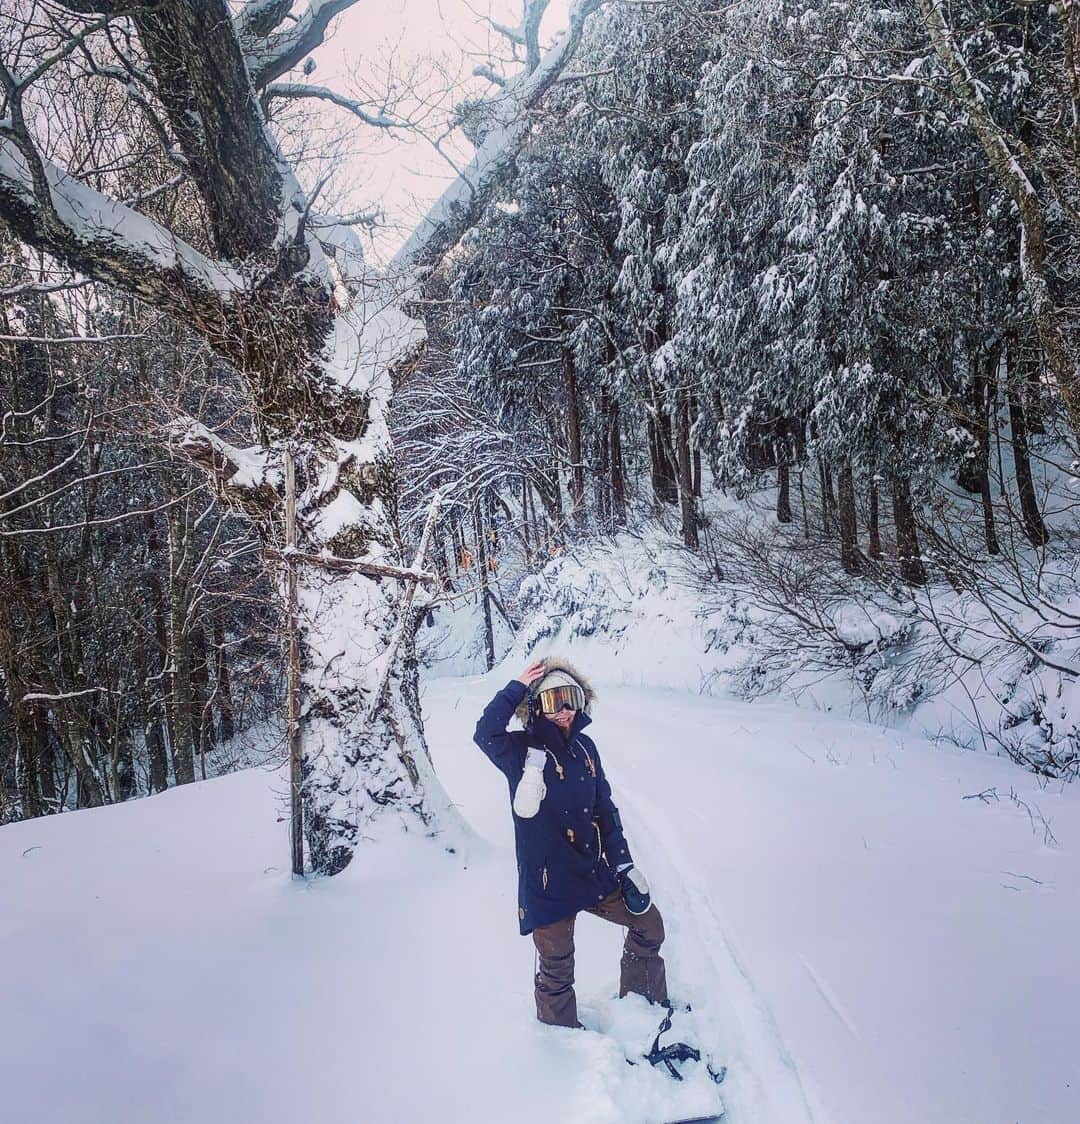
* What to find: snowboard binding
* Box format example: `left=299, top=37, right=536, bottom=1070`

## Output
left=630, top=1002, right=727, bottom=1086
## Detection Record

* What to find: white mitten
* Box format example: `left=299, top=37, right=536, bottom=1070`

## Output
left=513, top=748, right=547, bottom=818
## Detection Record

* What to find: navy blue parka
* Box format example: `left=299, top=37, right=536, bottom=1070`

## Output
left=473, top=679, right=633, bottom=935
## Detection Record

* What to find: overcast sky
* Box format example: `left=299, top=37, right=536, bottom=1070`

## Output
left=306, top=0, right=573, bottom=263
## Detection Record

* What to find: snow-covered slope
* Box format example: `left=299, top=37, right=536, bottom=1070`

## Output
left=3, top=665, right=1078, bottom=1124
left=441, top=515, right=1080, bottom=780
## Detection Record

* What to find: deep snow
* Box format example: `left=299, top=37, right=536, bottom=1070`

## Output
left=2, top=662, right=1078, bottom=1124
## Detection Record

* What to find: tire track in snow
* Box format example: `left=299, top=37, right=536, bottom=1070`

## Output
left=612, top=714, right=828, bottom=1124
left=799, top=956, right=861, bottom=1042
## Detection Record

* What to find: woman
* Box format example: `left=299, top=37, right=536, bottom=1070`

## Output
left=473, top=658, right=667, bottom=1027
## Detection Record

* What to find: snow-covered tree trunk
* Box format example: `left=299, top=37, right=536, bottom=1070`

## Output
left=174, top=278, right=456, bottom=873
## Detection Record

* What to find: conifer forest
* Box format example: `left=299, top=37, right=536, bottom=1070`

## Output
left=5, top=5, right=1080, bottom=1124
left=5, top=0, right=1079, bottom=836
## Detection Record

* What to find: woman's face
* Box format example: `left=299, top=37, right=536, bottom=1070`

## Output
left=548, top=707, right=577, bottom=731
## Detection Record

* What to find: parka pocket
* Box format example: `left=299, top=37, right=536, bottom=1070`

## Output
left=529, top=857, right=549, bottom=895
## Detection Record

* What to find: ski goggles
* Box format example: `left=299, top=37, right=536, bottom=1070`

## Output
left=536, top=683, right=586, bottom=715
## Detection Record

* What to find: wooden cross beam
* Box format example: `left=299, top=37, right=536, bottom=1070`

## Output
left=263, top=546, right=439, bottom=587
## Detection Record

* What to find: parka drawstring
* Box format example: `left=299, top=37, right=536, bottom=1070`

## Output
left=536, top=740, right=594, bottom=781
left=575, top=738, right=597, bottom=778
left=541, top=747, right=565, bottom=780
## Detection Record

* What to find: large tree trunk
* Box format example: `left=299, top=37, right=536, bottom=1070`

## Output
left=562, top=344, right=586, bottom=528
left=892, top=478, right=927, bottom=586
left=0, top=0, right=599, bottom=872
left=837, top=461, right=860, bottom=574
left=1006, top=338, right=1050, bottom=546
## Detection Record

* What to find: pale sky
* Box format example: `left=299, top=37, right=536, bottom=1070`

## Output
left=306, top=0, right=573, bottom=263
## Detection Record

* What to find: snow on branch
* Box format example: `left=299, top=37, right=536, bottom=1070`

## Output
left=487, top=17, right=527, bottom=47
left=0, top=140, right=243, bottom=327
left=167, top=419, right=282, bottom=512
left=265, top=546, right=438, bottom=586
left=245, top=0, right=362, bottom=90
left=21, top=688, right=110, bottom=704
left=392, top=0, right=606, bottom=271
left=486, top=0, right=551, bottom=70
left=265, top=83, right=408, bottom=130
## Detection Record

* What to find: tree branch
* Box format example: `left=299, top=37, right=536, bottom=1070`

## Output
left=49, top=1, right=120, bottom=13
left=128, top=0, right=286, bottom=258
left=473, top=63, right=507, bottom=88
left=234, top=0, right=294, bottom=41
left=393, top=0, right=607, bottom=271
left=266, top=547, right=438, bottom=586
left=523, top=0, right=551, bottom=73
left=246, top=0, right=361, bottom=90
left=265, top=82, right=407, bottom=129
left=0, top=139, right=242, bottom=331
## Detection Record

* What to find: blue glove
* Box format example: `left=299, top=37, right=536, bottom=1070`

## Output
left=618, top=865, right=651, bottom=915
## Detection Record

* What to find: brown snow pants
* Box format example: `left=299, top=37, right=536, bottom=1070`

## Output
left=531, top=889, right=667, bottom=1027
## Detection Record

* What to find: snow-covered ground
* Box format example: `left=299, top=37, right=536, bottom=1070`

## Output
left=3, top=659, right=1078, bottom=1123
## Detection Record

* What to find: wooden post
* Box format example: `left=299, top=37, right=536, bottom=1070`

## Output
left=284, top=446, right=304, bottom=877
left=366, top=489, right=444, bottom=719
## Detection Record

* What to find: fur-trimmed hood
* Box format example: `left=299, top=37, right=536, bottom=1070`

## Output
left=514, top=656, right=596, bottom=726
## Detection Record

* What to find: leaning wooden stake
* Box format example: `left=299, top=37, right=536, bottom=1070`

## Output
left=367, top=490, right=444, bottom=721
left=284, top=447, right=304, bottom=877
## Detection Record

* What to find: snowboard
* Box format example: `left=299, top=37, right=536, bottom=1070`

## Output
left=627, top=1002, right=726, bottom=1123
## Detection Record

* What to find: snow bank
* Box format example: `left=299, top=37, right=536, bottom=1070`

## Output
left=3, top=673, right=1078, bottom=1123
left=428, top=508, right=1080, bottom=780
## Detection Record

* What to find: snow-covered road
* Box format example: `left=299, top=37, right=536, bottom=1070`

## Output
left=426, top=675, right=1080, bottom=1124
left=1, top=672, right=1078, bottom=1124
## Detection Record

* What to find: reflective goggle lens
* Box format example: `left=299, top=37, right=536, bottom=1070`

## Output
left=537, top=684, right=585, bottom=715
